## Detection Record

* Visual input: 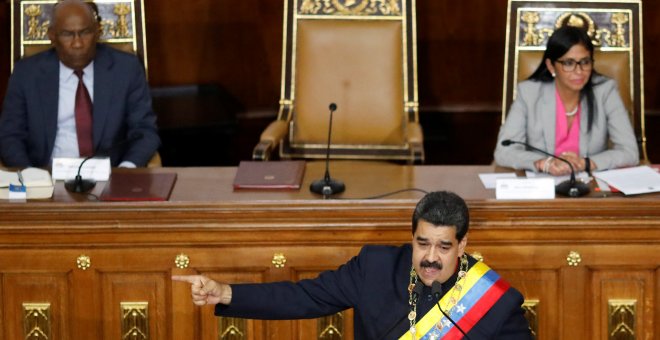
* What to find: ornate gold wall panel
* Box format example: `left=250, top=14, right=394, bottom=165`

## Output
left=299, top=0, right=401, bottom=16
left=522, top=299, right=539, bottom=338
left=318, top=312, right=343, bottom=339
left=218, top=317, right=246, bottom=340
left=608, top=299, right=635, bottom=340
left=121, top=302, right=149, bottom=340
left=23, top=303, right=51, bottom=340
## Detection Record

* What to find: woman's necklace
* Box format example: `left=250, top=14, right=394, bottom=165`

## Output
left=565, top=104, right=579, bottom=117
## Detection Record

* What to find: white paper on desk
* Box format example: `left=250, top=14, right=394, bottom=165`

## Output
left=594, top=166, right=660, bottom=195
left=478, top=173, right=517, bottom=189
left=51, top=157, right=111, bottom=181
left=525, top=170, right=592, bottom=185
left=495, top=178, right=555, bottom=199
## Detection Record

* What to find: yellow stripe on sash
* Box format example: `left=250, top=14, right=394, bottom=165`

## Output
left=398, top=261, right=492, bottom=339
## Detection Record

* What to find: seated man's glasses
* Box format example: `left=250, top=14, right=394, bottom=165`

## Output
left=555, top=58, right=593, bottom=72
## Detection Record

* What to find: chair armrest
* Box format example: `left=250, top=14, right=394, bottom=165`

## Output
left=252, top=120, right=289, bottom=161
left=407, top=122, right=424, bottom=164
left=147, top=151, right=162, bottom=168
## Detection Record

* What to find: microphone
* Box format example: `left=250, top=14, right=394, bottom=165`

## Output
left=64, top=133, right=143, bottom=193
left=431, top=281, right=471, bottom=339
left=379, top=280, right=424, bottom=339
left=500, top=139, right=590, bottom=197
left=310, top=103, right=345, bottom=197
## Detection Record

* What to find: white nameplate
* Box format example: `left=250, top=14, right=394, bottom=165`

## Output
left=52, top=157, right=111, bottom=181
left=496, top=178, right=555, bottom=199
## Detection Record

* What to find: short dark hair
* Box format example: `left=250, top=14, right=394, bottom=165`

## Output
left=411, top=191, right=469, bottom=240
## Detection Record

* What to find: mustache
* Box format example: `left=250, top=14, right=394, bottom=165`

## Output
left=420, top=260, right=442, bottom=270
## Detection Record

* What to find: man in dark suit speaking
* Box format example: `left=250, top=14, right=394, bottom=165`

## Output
left=173, top=192, right=532, bottom=339
left=0, top=0, right=159, bottom=167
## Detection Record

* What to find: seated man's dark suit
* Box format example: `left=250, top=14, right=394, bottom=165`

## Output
left=216, top=244, right=532, bottom=339
left=0, top=43, right=160, bottom=167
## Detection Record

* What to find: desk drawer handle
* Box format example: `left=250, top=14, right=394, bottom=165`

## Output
left=272, top=253, right=287, bottom=268
left=77, top=255, right=91, bottom=270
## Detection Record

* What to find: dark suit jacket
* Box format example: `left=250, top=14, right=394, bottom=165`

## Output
left=0, top=44, right=160, bottom=167
left=216, top=244, right=532, bottom=339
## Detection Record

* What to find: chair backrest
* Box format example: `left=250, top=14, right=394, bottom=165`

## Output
left=10, top=0, right=148, bottom=75
left=277, top=0, right=421, bottom=162
left=502, top=0, right=647, bottom=161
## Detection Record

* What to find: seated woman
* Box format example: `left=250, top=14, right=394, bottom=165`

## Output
left=494, top=26, right=638, bottom=176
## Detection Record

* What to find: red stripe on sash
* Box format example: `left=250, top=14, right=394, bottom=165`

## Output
left=443, top=279, right=511, bottom=340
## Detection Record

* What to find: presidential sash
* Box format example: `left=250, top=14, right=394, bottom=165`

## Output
left=399, top=261, right=510, bottom=340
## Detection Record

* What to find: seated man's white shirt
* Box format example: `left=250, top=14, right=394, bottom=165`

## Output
left=51, top=61, right=94, bottom=160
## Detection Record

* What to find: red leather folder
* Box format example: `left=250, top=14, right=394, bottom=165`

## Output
left=100, top=172, right=177, bottom=201
left=233, top=161, right=305, bottom=190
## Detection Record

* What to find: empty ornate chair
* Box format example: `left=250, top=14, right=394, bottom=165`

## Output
left=502, top=0, right=647, bottom=162
left=253, top=0, right=424, bottom=164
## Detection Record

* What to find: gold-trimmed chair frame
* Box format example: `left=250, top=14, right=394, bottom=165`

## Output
left=502, top=0, right=647, bottom=162
left=10, top=0, right=148, bottom=76
left=253, top=0, right=423, bottom=163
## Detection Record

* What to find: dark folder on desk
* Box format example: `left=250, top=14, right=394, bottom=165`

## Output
left=100, top=173, right=177, bottom=201
left=233, top=161, right=305, bottom=190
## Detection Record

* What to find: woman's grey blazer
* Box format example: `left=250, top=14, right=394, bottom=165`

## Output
left=494, top=75, right=639, bottom=171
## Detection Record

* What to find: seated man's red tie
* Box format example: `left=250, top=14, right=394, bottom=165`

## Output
left=74, top=70, right=93, bottom=157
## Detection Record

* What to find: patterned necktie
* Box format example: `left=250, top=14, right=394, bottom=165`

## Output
left=74, top=70, right=93, bottom=157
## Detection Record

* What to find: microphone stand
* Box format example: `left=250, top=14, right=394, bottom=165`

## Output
left=501, top=139, right=590, bottom=197
left=310, top=103, right=345, bottom=197
left=432, top=281, right=471, bottom=339
left=64, top=133, right=144, bottom=193
left=64, top=155, right=97, bottom=193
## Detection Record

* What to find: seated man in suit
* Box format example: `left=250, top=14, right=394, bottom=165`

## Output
left=173, top=191, right=532, bottom=339
left=0, top=0, right=159, bottom=168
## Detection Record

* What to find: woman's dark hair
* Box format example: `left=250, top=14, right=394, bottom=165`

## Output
left=528, top=26, right=601, bottom=131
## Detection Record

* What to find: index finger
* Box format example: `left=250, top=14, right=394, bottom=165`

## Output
left=172, top=275, right=202, bottom=284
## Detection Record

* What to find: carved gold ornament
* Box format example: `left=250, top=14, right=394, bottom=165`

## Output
left=23, top=303, right=51, bottom=340
left=519, top=10, right=630, bottom=48
left=175, top=253, right=190, bottom=269
left=566, top=251, right=581, bottom=267
left=299, top=0, right=401, bottom=16
left=272, top=253, right=287, bottom=268
left=24, top=4, right=49, bottom=40
left=76, top=255, right=91, bottom=270
left=121, top=302, right=149, bottom=340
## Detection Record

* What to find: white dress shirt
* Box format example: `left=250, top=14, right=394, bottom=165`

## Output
left=51, top=62, right=135, bottom=168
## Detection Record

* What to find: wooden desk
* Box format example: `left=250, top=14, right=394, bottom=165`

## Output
left=1, top=161, right=658, bottom=340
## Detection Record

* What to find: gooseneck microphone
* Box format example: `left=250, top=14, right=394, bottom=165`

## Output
left=310, top=103, right=345, bottom=197
left=64, top=133, right=143, bottom=193
left=500, top=139, right=590, bottom=197
left=431, top=281, right=471, bottom=340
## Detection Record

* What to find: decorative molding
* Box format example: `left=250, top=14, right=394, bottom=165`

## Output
left=522, top=299, right=539, bottom=338
left=272, top=253, right=287, bottom=269
left=76, top=254, right=91, bottom=270
left=608, top=299, right=636, bottom=340
left=318, top=312, right=343, bottom=339
left=218, top=317, right=246, bottom=339
left=518, top=9, right=632, bottom=48
left=566, top=251, right=581, bottom=267
left=299, top=0, right=401, bottom=16
left=121, top=302, right=149, bottom=340
left=23, top=303, right=51, bottom=340
left=174, top=253, right=190, bottom=269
